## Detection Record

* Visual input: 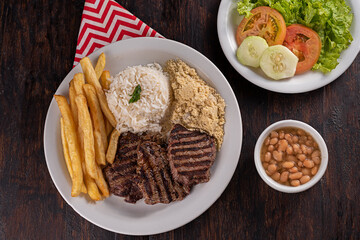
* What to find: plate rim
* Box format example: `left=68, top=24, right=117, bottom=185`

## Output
left=43, top=37, right=243, bottom=235
left=217, top=0, right=360, bottom=94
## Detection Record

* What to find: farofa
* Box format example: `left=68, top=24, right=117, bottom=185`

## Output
left=164, top=59, right=225, bottom=149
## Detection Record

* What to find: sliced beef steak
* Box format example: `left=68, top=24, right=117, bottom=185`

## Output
left=103, top=132, right=143, bottom=203
left=137, top=141, right=190, bottom=204
left=168, top=124, right=216, bottom=186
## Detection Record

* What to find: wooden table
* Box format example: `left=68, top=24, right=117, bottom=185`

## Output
left=1, top=0, right=359, bottom=239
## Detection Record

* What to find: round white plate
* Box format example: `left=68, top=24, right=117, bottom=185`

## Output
left=44, top=37, right=242, bottom=235
left=217, top=0, right=360, bottom=93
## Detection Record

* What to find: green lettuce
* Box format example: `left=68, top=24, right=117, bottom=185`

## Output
left=237, top=0, right=353, bottom=73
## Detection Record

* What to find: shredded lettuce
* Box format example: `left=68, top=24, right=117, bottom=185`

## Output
left=237, top=0, right=353, bottom=73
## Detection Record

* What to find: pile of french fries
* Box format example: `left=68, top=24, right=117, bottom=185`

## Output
left=55, top=53, right=121, bottom=201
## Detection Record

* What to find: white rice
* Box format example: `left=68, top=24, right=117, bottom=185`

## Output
left=105, top=63, right=170, bottom=134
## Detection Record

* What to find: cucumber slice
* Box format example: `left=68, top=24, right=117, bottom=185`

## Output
left=236, top=36, right=269, bottom=68
left=260, top=45, right=299, bottom=80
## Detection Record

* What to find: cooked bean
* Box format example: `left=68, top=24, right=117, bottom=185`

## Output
left=271, top=172, right=281, bottom=181
left=270, top=138, right=278, bottom=145
left=293, top=144, right=301, bottom=153
left=279, top=131, right=285, bottom=139
left=298, top=161, right=303, bottom=167
left=312, top=156, right=321, bottom=165
left=289, top=172, right=303, bottom=180
left=270, top=160, right=277, bottom=164
left=289, top=167, right=299, bottom=173
left=303, top=159, right=315, bottom=168
left=266, top=170, right=271, bottom=176
left=302, top=168, right=311, bottom=175
left=264, top=152, right=271, bottom=162
left=311, top=166, right=318, bottom=175
left=285, top=133, right=292, bottom=142
left=270, top=131, right=279, bottom=138
left=307, top=147, right=313, bottom=155
left=278, top=140, right=288, bottom=151
left=265, top=137, right=270, bottom=146
left=297, top=154, right=306, bottom=161
left=306, top=140, right=313, bottom=146
left=312, top=150, right=320, bottom=158
left=273, top=151, right=283, bottom=161
left=286, top=145, right=293, bottom=155
left=297, top=129, right=305, bottom=136
left=292, top=135, right=299, bottom=143
left=268, top=145, right=274, bottom=152
left=291, top=180, right=300, bottom=186
left=280, top=171, right=289, bottom=183
left=300, top=175, right=311, bottom=184
left=301, top=144, right=307, bottom=153
left=268, top=164, right=277, bottom=174
left=286, top=155, right=297, bottom=162
left=283, top=161, right=294, bottom=168
left=263, top=163, right=269, bottom=169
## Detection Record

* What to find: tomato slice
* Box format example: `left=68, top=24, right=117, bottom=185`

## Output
left=283, top=24, right=322, bottom=74
left=236, top=6, right=286, bottom=46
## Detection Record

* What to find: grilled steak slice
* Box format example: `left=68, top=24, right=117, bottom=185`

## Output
left=137, top=141, right=190, bottom=205
left=168, top=124, right=216, bottom=186
left=103, top=132, right=143, bottom=203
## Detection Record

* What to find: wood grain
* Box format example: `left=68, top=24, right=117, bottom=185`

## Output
left=0, top=0, right=359, bottom=239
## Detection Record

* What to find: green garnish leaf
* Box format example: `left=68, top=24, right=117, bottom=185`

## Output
left=129, top=84, right=141, bottom=103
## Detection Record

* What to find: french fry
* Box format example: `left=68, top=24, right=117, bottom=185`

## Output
left=60, top=117, right=73, bottom=179
left=54, top=95, right=83, bottom=197
left=75, top=94, right=97, bottom=179
left=94, top=165, right=110, bottom=197
left=80, top=57, right=117, bottom=127
left=73, top=73, right=85, bottom=95
left=68, top=81, right=78, bottom=126
left=95, top=53, right=106, bottom=80
left=105, top=118, right=113, bottom=137
left=106, top=129, right=120, bottom=164
left=82, top=162, right=102, bottom=201
left=100, top=70, right=111, bottom=90
left=83, top=84, right=107, bottom=165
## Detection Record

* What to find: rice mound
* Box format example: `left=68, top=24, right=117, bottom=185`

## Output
left=106, top=63, right=170, bottom=134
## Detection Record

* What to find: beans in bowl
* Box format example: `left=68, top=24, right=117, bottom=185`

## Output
left=260, top=127, right=321, bottom=187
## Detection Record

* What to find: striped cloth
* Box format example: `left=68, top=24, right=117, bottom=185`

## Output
left=73, top=0, right=162, bottom=67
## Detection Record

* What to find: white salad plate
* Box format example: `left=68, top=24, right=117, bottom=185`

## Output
left=217, top=0, right=360, bottom=93
left=43, top=37, right=242, bottom=235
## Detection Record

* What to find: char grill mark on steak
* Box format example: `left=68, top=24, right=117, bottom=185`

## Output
left=137, top=141, right=190, bottom=204
left=168, top=124, right=216, bottom=186
left=103, top=132, right=143, bottom=203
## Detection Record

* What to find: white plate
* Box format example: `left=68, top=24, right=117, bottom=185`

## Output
left=217, top=0, right=360, bottom=93
left=43, top=38, right=242, bottom=235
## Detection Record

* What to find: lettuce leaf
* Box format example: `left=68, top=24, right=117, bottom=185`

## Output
left=237, top=0, right=353, bottom=73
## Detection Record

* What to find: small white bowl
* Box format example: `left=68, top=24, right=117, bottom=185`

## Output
left=254, top=120, right=328, bottom=193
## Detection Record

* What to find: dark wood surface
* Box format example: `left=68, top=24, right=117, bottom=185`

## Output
left=0, top=0, right=359, bottom=239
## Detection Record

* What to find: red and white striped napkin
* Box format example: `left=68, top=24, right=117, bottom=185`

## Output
left=73, top=0, right=163, bottom=67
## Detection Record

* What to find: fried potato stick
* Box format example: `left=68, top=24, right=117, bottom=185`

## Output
left=55, top=95, right=83, bottom=197
left=100, top=70, right=111, bottom=90
left=95, top=53, right=106, bottom=80
left=73, top=73, right=85, bottom=95
left=105, top=118, right=113, bottom=137
left=83, top=84, right=107, bottom=165
left=106, top=129, right=120, bottom=164
left=94, top=165, right=110, bottom=197
left=80, top=57, right=117, bottom=127
left=82, top=161, right=102, bottom=201
left=68, top=81, right=78, bottom=127
left=60, top=117, right=73, bottom=179
left=75, top=94, right=97, bottom=180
